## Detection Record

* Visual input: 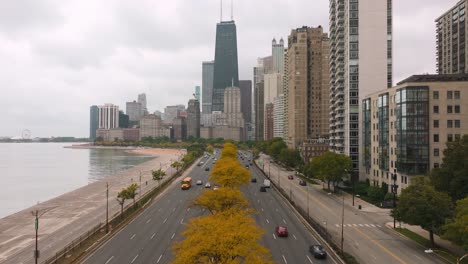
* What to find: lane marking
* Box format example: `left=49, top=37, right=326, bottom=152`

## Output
left=163, top=218, right=168, bottom=223
left=130, top=254, right=139, bottom=264
left=335, top=224, right=340, bottom=228
left=261, top=208, right=264, bottom=212
left=157, top=254, right=163, bottom=263
left=180, top=218, right=184, bottom=224
left=266, top=219, right=270, bottom=224
left=273, top=234, right=277, bottom=240
left=293, top=234, right=297, bottom=240
left=359, top=224, right=364, bottom=227
left=150, top=233, right=156, bottom=240
left=283, top=219, right=287, bottom=224
left=146, top=218, right=151, bottom=224
left=104, top=256, right=114, bottom=264
left=187, top=208, right=191, bottom=212
left=353, top=224, right=358, bottom=227
left=306, top=255, right=314, bottom=264
left=282, top=255, right=288, bottom=264
left=171, top=233, right=176, bottom=239
left=130, top=234, right=136, bottom=240
left=377, top=224, right=382, bottom=228
left=173, top=208, right=176, bottom=212
left=370, top=224, right=376, bottom=227
left=351, top=226, right=407, bottom=264
left=365, top=224, right=370, bottom=227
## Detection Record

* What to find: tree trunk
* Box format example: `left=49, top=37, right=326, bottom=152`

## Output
left=429, top=230, right=435, bottom=248
left=327, top=180, right=331, bottom=191
left=120, top=204, right=124, bottom=219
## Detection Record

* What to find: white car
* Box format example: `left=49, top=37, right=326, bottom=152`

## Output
left=205, top=182, right=211, bottom=188
left=196, top=180, right=203, bottom=185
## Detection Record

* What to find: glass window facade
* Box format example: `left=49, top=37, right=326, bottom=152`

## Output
left=378, top=94, right=389, bottom=171
left=395, top=86, right=429, bottom=175
left=362, top=99, right=372, bottom=168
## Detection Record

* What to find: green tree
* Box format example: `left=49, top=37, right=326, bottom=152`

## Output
left=431, top=135, right=468, bottom=200
left=311, top=152, right=352, bottom=192
left=126, top=183, right=138, bottom=207
left=367, top=186, right=385, bottom=203
left=171, top=161, right=183, bottom=173
left=266, top=138, right=287, bottom=159
left=116, top=188, right=129, bottom=218
left=394, top=177, right=453, bottom=247
left=442, top=197, right=468, bottom=250
left=152, top=168, right=166, bottom=186
left=279, top=148, right=302, bottom=168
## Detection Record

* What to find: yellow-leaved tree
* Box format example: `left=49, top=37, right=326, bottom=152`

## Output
left=210, top=158, right=250, bottom=188
left=193, top=188, right=251, bottom=215
left=221, top=143, right=237, bottom=159
left=172, top=209, right=273, bottom=264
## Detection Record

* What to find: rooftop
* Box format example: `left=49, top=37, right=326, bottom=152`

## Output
left=397, top=74, right=468, bottom=85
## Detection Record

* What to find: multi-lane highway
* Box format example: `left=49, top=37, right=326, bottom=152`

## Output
left=83, top=151, right=340, bottom=264
left=256, top=153, right=449, bottom=264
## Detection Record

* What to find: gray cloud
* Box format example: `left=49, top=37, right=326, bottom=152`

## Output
left=0, top=0, right=454, bottom=137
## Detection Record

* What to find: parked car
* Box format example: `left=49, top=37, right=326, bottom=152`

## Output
left=251, top=178, right=257, bottom=183
left=309, top=245, right=327, bottom=259
left=245, top=165, right=249, bottom=168
left=205, top=167, right=210, bottom=171
left=299, top=179, right=307, bottom=186
left=205, top=182, right=211, bottom=188
left=275, top=226, right=288, bottom=237
left=196, top=180, right=203, bottom=185
left=259, top=186, right=267, bottom=192
left=288, top=175, right=294, bottom=180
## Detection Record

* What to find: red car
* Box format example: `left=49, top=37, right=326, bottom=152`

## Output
left=288, top=175, right=294, bottom=180
left=275, top=225, right=289, bottom=237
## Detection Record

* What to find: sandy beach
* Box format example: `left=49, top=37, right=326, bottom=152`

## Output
left=0, top=148, right=185, bottom=264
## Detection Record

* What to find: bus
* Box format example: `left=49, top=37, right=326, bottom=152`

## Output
left=181, top=177, right=192, bottom=190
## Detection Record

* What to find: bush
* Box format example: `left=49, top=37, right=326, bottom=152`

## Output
left=367, top=186, right=385, bottom=203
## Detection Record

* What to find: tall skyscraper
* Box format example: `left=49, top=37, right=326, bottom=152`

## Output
left=138, top=93, right=148, bottom=115
left=212, top=21, right=239, bottom=112
left=285, top=26, right=330, bottom=149
left=194, top=86, right=201, bottom=102
left=254, top=82, right=265, bottom=141
left=329, top=0, right=393, bottom=171
left=272, top=38, right=285, bottom=74
left=89, top=105, right=99, bottom=140
left=202, top=60, right=215, bottom=113
left=436, top=0, right=468, bottom=74
left=126, top=101, right=143, bottom=122
left=273, top=94, right=285, bottom=138
left=98, top=104, right=119, bottom=129
left=186, top=99, right=201, bottom=138
left=238, top=80, right=252, bottom=124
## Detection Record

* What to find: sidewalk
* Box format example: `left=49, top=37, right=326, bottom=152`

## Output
left=258, top=153, right=468, bottom=257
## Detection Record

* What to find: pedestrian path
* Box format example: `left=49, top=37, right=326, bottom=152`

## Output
left=335, top=223, right=383, bottom=228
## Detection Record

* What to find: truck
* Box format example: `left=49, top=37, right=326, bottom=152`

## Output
left=181, top=177, right=192, bottom=190
left=263, top=179, right=271, bottom=188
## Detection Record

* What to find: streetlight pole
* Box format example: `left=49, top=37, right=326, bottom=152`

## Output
left=31, top=207, right=54, bottom=264
left=352, top=171, right=355, bottom=206
left=139, top=171, right=142, bottom=199
left=268, top=161, right=271, bottom=179
left=106, top=182, right=109, bottom=233
left=392, top=169, right=398, bottom=229
left=307, top=183, right=310, bottom=220
left=341, top=190, right=345, bottom=255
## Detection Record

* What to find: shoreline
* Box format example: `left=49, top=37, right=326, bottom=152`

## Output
left=0, top=147, right=185, bottom=263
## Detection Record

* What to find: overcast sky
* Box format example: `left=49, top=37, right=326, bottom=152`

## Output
left=0, top=0, right=456, bottom=137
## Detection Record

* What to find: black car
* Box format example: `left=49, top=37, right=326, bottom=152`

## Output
left=259, top=186, right=267, bottom=192
left=299, top=180, right=307, bottom=186
left=309, top=245, right=327, bottom=259
left=205, top=167, right=210, bottom=171
left=251, top=178, right=257, bottom=183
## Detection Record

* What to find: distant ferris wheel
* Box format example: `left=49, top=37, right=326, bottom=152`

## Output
left=22, top=129, right=31, bottom=140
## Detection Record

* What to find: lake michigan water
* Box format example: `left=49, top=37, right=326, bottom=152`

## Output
left=0, top=143, right=154, bottom=219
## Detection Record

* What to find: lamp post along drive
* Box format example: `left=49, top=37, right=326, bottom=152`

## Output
left=392, top=169, right=398, bottom=229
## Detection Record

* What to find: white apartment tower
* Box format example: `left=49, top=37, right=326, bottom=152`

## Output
left=98, top=104, right=119, bottom=129
left=329, top=0, right=393, bottom=172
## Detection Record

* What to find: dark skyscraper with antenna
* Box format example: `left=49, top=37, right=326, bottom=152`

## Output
left=211, top=18, right=239, bottom=112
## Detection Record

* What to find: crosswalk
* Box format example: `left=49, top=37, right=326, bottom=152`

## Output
left=335, top=223, right=382, bottom=228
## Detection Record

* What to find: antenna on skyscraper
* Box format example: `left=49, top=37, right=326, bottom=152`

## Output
left=231, top=0, right=233, bottom=20
left=220, top=0, right=223, bottom=22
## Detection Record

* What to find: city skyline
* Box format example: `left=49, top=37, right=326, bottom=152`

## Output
left=0, top=0, right=455, bottom=137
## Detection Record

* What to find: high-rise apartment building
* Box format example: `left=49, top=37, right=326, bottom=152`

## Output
left=212, top=21, right=239, bottom=112
left=436, top=0, right=468, bottom=74
left=224, top=86, right=245, bottom=129
left=90, top=105, right=99, bottom=140
left=272, top=38, right=285, bottom=74
left=202, top=60, right=215, bottom=113
left=186, top=99, right=201, bottom=138
left=194, top=86, right=201, bottom=102
left=140, top=114, right=169, bottom=139
left=254, top=82, right=265, bottom=141
left=126, top=101, right=143, bottom=122
left=285, top=26, right=330, bottom=149
left=265, top=103, right=274, bottom=140
left=164, top=105, right=185, bottom=125
left=98, top=104, right=119, bottom=129
left=273, top=94, right=285, bottom=138
left=239, top=80, right=252, bottom=124
left=361, top=74, right=468, bottom=193
left=329, top=0, right=393, bottom=171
